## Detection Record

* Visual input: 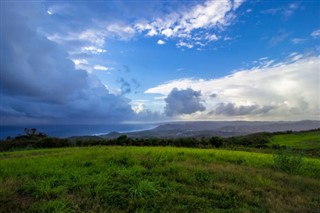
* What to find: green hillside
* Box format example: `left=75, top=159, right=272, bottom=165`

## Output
left=1, top=146, right=319, bottom=212
left=269, top=130, right=320, bottom=149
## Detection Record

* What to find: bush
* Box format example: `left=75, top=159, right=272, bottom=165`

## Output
left=273, top=149, right=304, bottom=174
left=209, top=136, right=223, bottom=148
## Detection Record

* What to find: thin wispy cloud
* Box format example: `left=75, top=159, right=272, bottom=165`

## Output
left=261, top=2, right=300, bottom=18
left=291, top=38, right=306, bottom=44
left=311, top=29, right=320, bottom=38
left=270, top=30, right=291, bottom=46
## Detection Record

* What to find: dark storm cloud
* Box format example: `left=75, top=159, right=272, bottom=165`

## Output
left=164, top=88, right=206, bottom=116
left=1, top=2, right=87, bottom=104
left=0, top=2, right=134, bottom=124
left=214, top=103, right=275, bottom=116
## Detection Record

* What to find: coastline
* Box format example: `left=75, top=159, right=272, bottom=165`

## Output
left=0, top=124, right=159, bottom=140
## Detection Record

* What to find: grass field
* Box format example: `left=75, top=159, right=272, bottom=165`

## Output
left=269, top=131, right=320, bottom=149
left=1, top=146, right=319, bottom=212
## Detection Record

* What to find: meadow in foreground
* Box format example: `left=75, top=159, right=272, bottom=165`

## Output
left=0, top=146, right=319, bottom=212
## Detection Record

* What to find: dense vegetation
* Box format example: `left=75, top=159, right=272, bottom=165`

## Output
left=1, top=128, right=319, bottom=155
left=1, top=146, right=319, bottom=212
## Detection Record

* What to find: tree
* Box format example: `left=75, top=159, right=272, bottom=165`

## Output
left=116, top=135, right=128, bottom=145
left=31, top=128, right=37, bottom=136
left=209, top=136, right=223, bottom=148
left=24, top=128, right=30, bottom=136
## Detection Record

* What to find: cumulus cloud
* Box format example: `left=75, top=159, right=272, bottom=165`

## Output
left=135, top=0, right=244, bottom=48
left=1, top=2, right=134, bottom=124
left=164, top=88, right=205, bottom=116
left=157, top=39, right=166, bottom=45
left=145, top=55, right=319, bottom=120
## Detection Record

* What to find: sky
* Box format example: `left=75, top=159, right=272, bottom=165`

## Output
left=1, top=0, right=319, bottom=125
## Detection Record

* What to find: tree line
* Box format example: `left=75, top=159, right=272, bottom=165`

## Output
left=1, top=128, right=319, bottom=152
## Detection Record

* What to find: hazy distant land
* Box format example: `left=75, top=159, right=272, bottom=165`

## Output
left=96, top=120, right=320, bottom=139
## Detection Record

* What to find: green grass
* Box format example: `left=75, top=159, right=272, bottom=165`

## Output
left=269, top=131, right=320, bottom=149
left=1, top=146, right=319, bottom=212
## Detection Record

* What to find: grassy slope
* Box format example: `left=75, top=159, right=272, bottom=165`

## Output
left=1, top=146, right=320, bottom=212
left=268, top=131, right=320, bottom=149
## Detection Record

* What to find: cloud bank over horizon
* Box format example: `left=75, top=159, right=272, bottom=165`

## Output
left=146, top=55, right=320, bottom=121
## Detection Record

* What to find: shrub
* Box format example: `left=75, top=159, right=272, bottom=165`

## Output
left=273, top=149, right=304, bottom=174
left=209, top=136, right=223, bottom=148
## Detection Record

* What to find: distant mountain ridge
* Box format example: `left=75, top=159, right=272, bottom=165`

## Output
left=100, top=120, right=320, bottom=139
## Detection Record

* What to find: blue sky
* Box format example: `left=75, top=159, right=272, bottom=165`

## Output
left=1, top=0, right=319, bottom=125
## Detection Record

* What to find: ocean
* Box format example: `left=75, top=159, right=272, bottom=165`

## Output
left=0, top=124, right=157, bottom=140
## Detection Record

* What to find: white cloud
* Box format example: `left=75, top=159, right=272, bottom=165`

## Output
left=135, top=0, right=244, bottom=48
left=259, top=57, right=268, bottom=61
left=73, top=59, right=89, bottom=66
left=311, top=29, right=320, bottom=38
left=233, top=0, right=245, bottom=10
left=48, top=24, right=132, bottom=57
left=287, top=53, right=303, bottom=62
left=72, top=59, right=93, bottom=72
left=161, top=28, right=174, bottom=37
left=106, top=24, right=136, bottom=40
left=205, top=34, right=219, bottom=42
left=262, top=8, right=282, bottom=15
left=291, top=38, right=306, bottom=44
left=177, top=41, right=193, bottom=49
left=131, top=102, right=145, bottom=114
left=78, top=29, right=106, bottom=47
left=157, top=39, right=166, bottom=45
left=46, top=4, right=72, bottom=16
left=262, top=2, right=300, bottom=18
left=94, top=65, right=112, bottom=71
left=270, top=30, right=291, bottom=46
left=47, top=1, right=243, bottom=53
left=81, top=46, right=107, bottom=54
left=145, top=55, right=319, bottom=120
left=283, top=2, right=300, bottom=17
